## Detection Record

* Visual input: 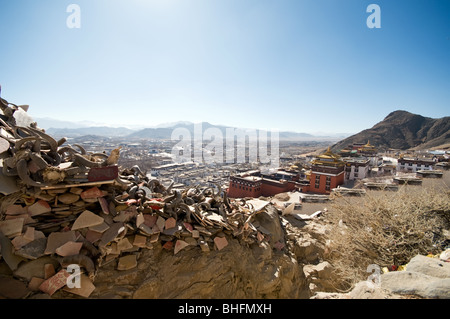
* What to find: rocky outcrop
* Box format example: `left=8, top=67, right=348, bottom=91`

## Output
left=312, top=251, right=450, bottom=299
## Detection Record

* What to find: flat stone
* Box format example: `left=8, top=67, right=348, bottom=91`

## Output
left=144, top=214, right=157, bottom=227
left=85, top=230, right=102, bottom=244
left=58, top=193, right=80, bottom=205
left=133, top=235, right=147, bottom=248
left=71, top=210, right=104, bottom=230
left=39, top=269, right=70, bottom=296
left=0, top=275, right=30, bottom=299
left=28, top=200, right=51, bottom=216
left=11, top=226, right=35, bottom=249
left=184, top=237, right=198, bottom=246
left=136, top=213, right=145, bottom=227
left=45, top=231, right=77, bottom=255
left=162, top=224, right=182, bottom=236
left=108, top=242, right=120, bottom=255
left=183, top=222, right=194, bottom=232
left=174, top=240, right=189, bottom=255
left=70, top=187, right=83, bottom=195
left=72, top=200, right=86, bottom=207
left=23, top=227, right=35, bottom=242
left=0, top=218, right=24, bottom=238
left=117, top=238, right=133, bottom=252
left=117, top=254, right=137, bottom=271
left=98, top=222, right=125, bottom=247
left=47, top=188, right=67, bottom=195
left=80, top=187, right=104, bottom=200
left=191, top=230, right=200, bottom=239
left=98, top=197, right=110, bottom=214
left=89, top=222, right=109, bottom=233
left=156, top=216, right=165, bottom=232
left=44, top=264, right=56, bottom=279
left=63, top=274, right=96, bottom=298
left=5, top=205, right=27, bottom=216
left=165, top=217, right=176, bottom=230
left=14, top=256, right=60, bottom=281
left=28, top=277, right=45, bottom=291
left=15, top=237, right=47, bottom=260
left=11, top=234, right=32, bottom=250
left=150, top=233, right=159, bottom=244
left=113, top=210, right=136, bottom=223
left=0, top=232, right=26, bottom=271
left=55, top=241, right=83, bottom=257
left=214, top=236, right=228, bottom=251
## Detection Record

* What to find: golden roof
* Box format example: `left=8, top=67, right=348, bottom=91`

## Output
left=312, top=147, right=344, bottom=167
left=362, top=140, right=376, bottom=149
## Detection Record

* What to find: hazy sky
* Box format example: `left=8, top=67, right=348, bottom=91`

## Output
left=0, top=0, right=449, bottom=133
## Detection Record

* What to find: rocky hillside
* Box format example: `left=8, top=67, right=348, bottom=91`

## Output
left=331, top=110, right=450, bottom=151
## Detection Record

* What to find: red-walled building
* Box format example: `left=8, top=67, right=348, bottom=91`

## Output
left=227, top=172, right=298, bottom=198
left=307, top=147, right=345, bottom=194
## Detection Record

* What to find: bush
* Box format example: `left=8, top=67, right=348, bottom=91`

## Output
left=325, top=185, right=450, bottom=290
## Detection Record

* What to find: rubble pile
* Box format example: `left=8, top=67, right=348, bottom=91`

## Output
left=0, top=94, right=274, bottom=299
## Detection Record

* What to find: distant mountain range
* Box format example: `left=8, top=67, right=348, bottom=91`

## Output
left=331, top=110, right=450, bottom=151
left=39, top=118, right=350, bottom=141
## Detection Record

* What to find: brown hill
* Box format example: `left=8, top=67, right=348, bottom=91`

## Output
left=331, top=110, right=450, bottom=151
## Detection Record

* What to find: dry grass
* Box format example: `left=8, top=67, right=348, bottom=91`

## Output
left=324, top=183, right=450, bottom=290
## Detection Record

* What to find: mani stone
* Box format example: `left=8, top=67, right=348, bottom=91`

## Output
left=133, top=235, right=147, bottom=248
left=71, top=210, right=104, bottom=230
left=214, top=236, right=228, bottom=251
left=0, top=218, right=24, bottom=238
left=15, top=237, right=47, bottom=260
left=117, top=254, right=137, bottom=271
left=55, top=241, right=83, bottom=257
left=45, top=231, right=77, bottom=255
left=5, top=205, right=27, bottom=216
left=0, top=232, right=26, bottom=271
left=28, top=200, right=51, bottom=216
left=39, top=269, right=71, bottom=296
left=98, top=197, right=110, bottom=214
left=165, top=217, right=176, bottom=230
left=58, top=193, right=80, bottom=205
left=80, top=187, right=104, bottom=200
left=174, top=240, right=189, bottom=255
left=156, top=216, right=165, bottom=232
left=14, top=256, right=60, bottom=281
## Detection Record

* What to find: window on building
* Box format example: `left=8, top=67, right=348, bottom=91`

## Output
left=354, top=167, right=359, bottom=172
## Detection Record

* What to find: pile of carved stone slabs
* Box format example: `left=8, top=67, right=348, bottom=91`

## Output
left=0, top=177, right=273, bottom=299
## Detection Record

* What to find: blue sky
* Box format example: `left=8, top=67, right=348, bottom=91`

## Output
left=0, top=0, right=449, bottom=133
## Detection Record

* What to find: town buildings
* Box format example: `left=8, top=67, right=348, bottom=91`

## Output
left=303, top=148, right=345, bottom=194
left=343, top=157, right=370, bottom=181
left=397, top=157, right=436, bottom=173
